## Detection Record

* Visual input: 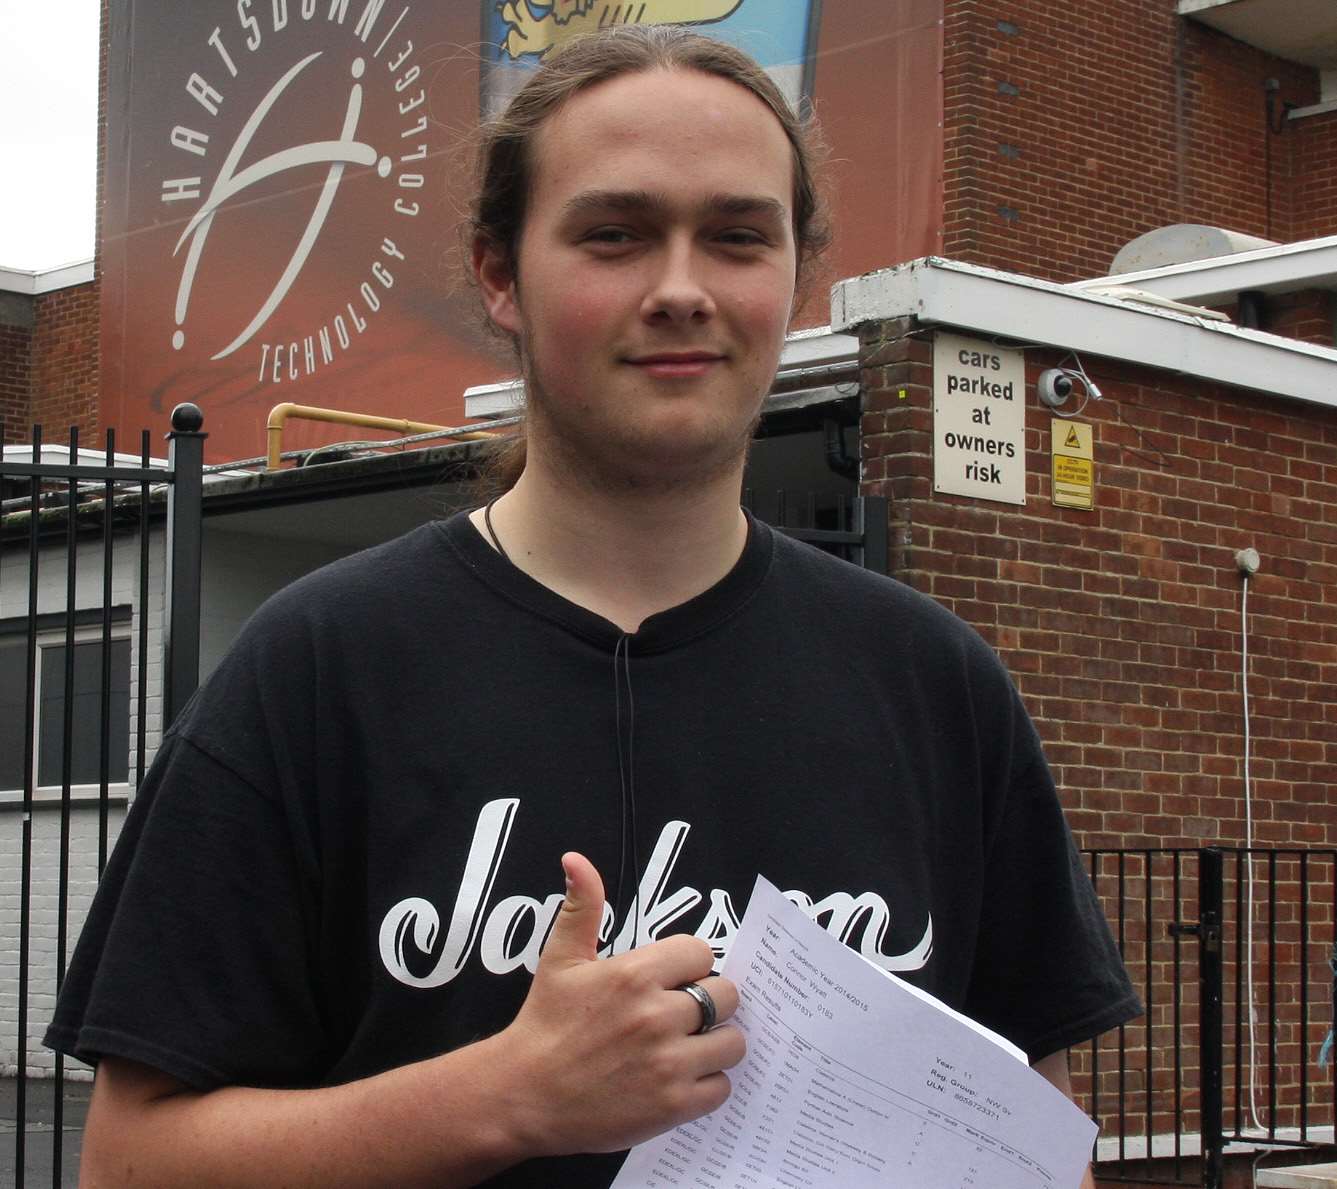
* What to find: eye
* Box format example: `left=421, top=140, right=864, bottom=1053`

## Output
left=714, top=227, right=771, bottom=248
left=582, top=226, right=638, bottom=246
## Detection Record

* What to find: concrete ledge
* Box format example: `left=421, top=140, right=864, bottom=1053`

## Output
left=830, top=256, right=1337, bottom=411
left=1257, top=1164, right=1337, bottom=1187
left=0, top=261, right=95, bottom=295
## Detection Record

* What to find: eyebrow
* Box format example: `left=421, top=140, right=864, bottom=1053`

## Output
left=560, top=189, right=789, bottom=223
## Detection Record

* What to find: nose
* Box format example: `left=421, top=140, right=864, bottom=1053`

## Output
left=640, top=236, right=716, bottom=325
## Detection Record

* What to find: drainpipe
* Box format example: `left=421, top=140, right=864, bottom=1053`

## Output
left=266, top=403, right=494, bottom=470
left=1236, top=290, right=1266, bottom=331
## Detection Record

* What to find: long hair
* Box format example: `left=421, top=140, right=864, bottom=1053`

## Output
left=468, top=24, right=831, bottom=493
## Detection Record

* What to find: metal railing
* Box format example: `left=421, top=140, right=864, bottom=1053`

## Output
left=2, top=405, right=205, bottom=1188
left=1080, top=847, right=1337, bottom=1189
left=745, top=490, right=889, bottom=574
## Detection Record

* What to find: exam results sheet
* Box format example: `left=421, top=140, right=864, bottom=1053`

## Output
left=612, top=877, right=1098, bottom=1189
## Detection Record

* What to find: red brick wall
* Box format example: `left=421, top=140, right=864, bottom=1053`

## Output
left=858, top=315, right=1337, bottom=1163
left=1264, top=289, right=1335, bottom=346
left=1293, top=106, right=1337, bottom=241
left=1213, top=290, right=1335, bottom=346
left=29, top=281, right=101, bottom=441
left=0, top=312, right=33, bottom=446
left=858, top=317, right=1337, bottom=851
left=97, top=0, right=107, bottom=286
left=941, top=0, right=1321, bottom=282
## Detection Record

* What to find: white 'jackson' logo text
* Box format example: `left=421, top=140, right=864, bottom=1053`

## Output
left=378, top=798, right=935, bottom=988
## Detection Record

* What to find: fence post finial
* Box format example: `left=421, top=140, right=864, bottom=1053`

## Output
left=164, top=406, right=207, bottom=726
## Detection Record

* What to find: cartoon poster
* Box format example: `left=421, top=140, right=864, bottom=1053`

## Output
left=481, top=2, right=822, bottom=114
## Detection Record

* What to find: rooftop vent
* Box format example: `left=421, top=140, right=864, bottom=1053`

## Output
left=1110, top=225, right=1277, bottom=276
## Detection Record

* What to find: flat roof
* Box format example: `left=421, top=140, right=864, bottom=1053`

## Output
left=832, top=256, right=1337, bottom=411
left=1071, top=234, right=1337, bottom=305
left=0, top=260, right=96, bottom=295
left=1178, top=0, right=1337, bottom=71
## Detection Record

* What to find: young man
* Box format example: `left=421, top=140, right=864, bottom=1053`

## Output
left=51, top=26, right=1136, bottom=1188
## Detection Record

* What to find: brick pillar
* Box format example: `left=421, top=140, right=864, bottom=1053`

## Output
left=0, top=293, right=34, bottom=445
left=856, top=315, right=933, bottom=587
left=29, top=283, right=101, bottom=441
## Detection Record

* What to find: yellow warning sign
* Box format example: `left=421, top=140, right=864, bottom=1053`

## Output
left=1051, top=418, right=1094, bottom=509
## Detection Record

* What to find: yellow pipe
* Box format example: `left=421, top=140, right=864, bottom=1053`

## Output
left=265, top=403, right=495, bottom=470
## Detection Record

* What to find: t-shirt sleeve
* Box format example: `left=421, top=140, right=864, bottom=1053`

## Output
left=43, top=733, right=329, bottom=1090
left=963, top=702, right=1142, bottom=1060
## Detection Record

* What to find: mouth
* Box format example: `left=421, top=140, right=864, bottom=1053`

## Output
left=625, top=352, right=726, bottom=379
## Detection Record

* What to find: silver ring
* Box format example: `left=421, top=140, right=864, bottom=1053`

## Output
left=676, top=981, right=717, bottom=1034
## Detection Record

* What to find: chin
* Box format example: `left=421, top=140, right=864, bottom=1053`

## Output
left=618, top=431, right=753, bottom=489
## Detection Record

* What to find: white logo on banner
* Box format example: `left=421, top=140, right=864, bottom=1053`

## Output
left=160, top=1, right=431, bottom=383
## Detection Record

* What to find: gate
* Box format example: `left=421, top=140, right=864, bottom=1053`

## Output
left=1, top=404, right=205, bottom=1188
left=747, top=490, right=890, bottom=573
left=1082, top=847, right=1337, bottom=1189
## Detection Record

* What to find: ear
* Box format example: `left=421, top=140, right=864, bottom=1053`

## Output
left=788, top=254, right=807, bottom=328
left=472, top=235, right=521, bottom=336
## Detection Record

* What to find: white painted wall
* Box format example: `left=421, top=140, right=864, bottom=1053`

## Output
left=3, top=517, right=388, bottom=1077
left=0, top=807, right=117, bottom=1079
left=1, top=525, right=165, bottom=1078
left=3, top=483, right=463, bottom=1079
left=199, top=527, right=350, bottom=680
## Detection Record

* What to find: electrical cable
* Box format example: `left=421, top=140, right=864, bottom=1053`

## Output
left=1048, top=351, right=1172, bottom=467
left=1043, top=353, right=1094, bottom=418
left=1240, top=566, right=1266, bottom=1136
left=1108, top=401, right=1173, bottom=469
left=856, top=327, right=935, bottom=370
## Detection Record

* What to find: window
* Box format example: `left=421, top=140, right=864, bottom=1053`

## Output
left=0, top=613, right=132, bottom=799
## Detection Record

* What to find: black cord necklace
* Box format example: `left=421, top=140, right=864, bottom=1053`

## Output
left=482, top=495, right=639, bottom=945
left=483, top=498, right=512, bottom=564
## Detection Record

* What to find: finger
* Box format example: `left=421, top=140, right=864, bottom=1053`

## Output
left=681, top=1024, right=748, bottom=1080
left=625, top=933, right=717, bottom=986
left=539, top=852, right=607, bottom=969
left=700, top=977, right=739, bottom=1024
left=683, top=1071, right=735, bottom=1120
left=666, top=977, right=739, bottom=1035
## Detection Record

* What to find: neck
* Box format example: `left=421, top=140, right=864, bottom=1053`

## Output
left=472, top=456, right=748, bottom=634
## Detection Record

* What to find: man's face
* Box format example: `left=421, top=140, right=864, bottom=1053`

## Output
left=479, top=67, right=799, bottom=491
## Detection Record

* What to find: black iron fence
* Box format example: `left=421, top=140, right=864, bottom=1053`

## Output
left=1, top=406, right=204, bottom=1188
left=1080, top=846, right=1337, bottom=1189
left=11, top=426, right=1331, bottom=1189
left=1, top=422, right=888, bottom=1186
left=746, top=489, right=889, bottom=573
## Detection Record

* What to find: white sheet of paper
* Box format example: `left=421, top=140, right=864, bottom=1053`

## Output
left=612, top=875, right=1098, bottom=1189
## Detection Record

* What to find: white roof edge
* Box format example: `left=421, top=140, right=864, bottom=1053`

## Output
left=1, top=441, right=250, bottom=483
left=462, top=325, right=858, bottom=419
left=1070, top=234, right=1337, bottom=303
left=831, top=257, right=1337, bottom=411
left=1290, top=97, right=1337, bottom=120
left=0, top=259, right=96, bottom=296
left=2, top=443, right=170, bottom=469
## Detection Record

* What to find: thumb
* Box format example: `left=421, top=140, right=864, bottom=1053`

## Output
left=541, top=851, right=607, bottom=969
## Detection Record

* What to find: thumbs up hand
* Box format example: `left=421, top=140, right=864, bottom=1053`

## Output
left=492, top=852, right=744, bottom=1159
left=537, top=851, right=612, bottom=969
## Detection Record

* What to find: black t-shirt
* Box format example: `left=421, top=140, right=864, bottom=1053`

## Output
left=47, top=511, right=1139, bottom=1186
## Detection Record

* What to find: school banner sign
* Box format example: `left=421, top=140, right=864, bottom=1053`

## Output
left=102, top=0, right=945, bottom=462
